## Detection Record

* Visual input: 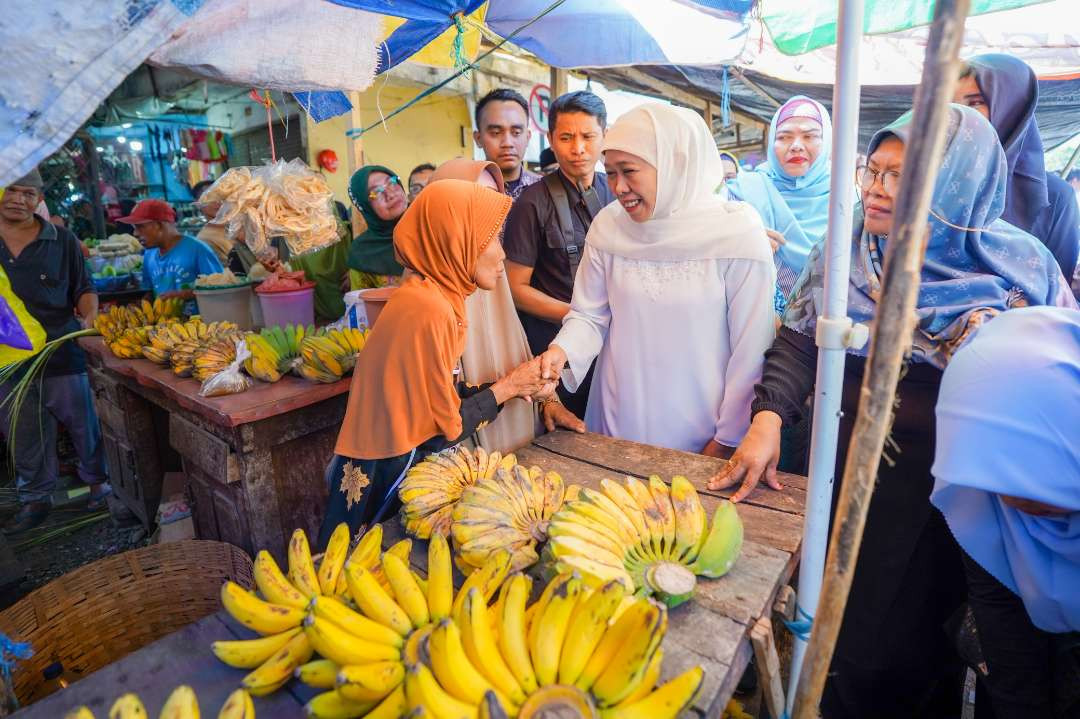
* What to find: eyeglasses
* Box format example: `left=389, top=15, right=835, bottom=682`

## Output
left=368, top=175, right=401, bottom=204
left=855, top=165, right=901, bottom=195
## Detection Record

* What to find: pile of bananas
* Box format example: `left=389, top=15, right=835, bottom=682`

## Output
left=398, top=448, right=517, bottom=540
left=296, top=329, right=367, bottom=384
left=256, top=324, right=313, bottom=374
left=105, top=325, right=152, bottom=359
left=192, top=336, right=243, bottom=383
left=544, top=476, right=743, bottom=607
left=93, top=297, right=185, bottom=344
left=65, top=685, right=253, bottom=719
left=140, top=318, right=229, bottom=365
left=243, top=333, right=286, bottom=383
left=451, top=464, right=573, bottom=575
left=166, top=321, right=244, bottom=378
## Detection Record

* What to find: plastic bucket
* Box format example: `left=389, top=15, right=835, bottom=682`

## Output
left=258, top=286, right=315, bottom=329
left=360, top=287, right=396, bottom=328
left=194, top=285, right=255, bottom=329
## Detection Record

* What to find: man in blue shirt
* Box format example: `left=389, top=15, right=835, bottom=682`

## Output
left=118, top=199, right=223, bottom=309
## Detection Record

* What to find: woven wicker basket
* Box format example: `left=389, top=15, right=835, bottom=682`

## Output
left=0, top=540, right=253, bottom=704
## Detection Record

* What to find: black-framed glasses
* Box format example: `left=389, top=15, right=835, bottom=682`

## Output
left=855, top=165, right=901, bottom=195
left=368, top=175, right=401, bottom=203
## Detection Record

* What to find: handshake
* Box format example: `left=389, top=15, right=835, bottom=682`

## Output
left=489, top=345, right=584, bottom=433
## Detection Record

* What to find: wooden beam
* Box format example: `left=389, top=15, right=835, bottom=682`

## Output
left=704, top=100, right=717, bottom=133
left=550, top=67, right=568, bottom=98
left=346, top=90, right=365, bottom=238
left=730, top=66, right=782, bottom=109
left=607, top=67, right=764, bottom=129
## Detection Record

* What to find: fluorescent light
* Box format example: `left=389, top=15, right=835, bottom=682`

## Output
left=122, top=123, right=132, bottom=129
left=129, top=140, right=144, bottom=151
left=95, top=146, right=104, bottom=152
left=68, top=182, right=75, bottom=190
left=116, top=136, right=126, bottom=144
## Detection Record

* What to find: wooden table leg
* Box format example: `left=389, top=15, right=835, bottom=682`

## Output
left=750, top=616, right=786, bottom=719
left=238, top=447, right=287, bottom=560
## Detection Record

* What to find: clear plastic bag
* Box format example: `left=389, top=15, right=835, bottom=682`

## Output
left=199, top=338, right=253, bottom=398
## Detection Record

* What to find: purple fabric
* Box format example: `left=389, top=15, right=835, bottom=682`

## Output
left=0, top=296, right=33, bottom=351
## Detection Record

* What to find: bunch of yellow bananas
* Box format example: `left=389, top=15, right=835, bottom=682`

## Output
left=544, top=476, right=743, bottom=607
left=93, top=297, right=185, bottom=344
left=141, top=318, right=214, bottom=365
left=451, top=464, right=574, bottom=575
left=193, top=336, right=242, bottom=383
left=398, top=448, right=518, bottom=540
left=105, top=325, right=151, bottom=359
left=296, top=330, right=364, bottom=384
left=64, top=685, right=253, bottom=719
left=243, top=333, right=285, bottom=383
left=163, top=321, right=241, bottom=377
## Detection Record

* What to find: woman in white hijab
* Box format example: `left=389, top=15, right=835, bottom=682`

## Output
left=538, top=104, right=776, bottom=452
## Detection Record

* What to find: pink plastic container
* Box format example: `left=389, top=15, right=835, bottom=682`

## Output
left=256, top=286, right=315, bottom=329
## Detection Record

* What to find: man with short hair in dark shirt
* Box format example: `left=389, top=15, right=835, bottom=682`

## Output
left=0, top=169, right=111, bottom=533
left=407, top=163, right=436, bottom=204
left=474, top=88, right=541, bottom=200
left=503, top=91, right=614, bottom=417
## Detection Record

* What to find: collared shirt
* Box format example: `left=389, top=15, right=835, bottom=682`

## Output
left=503, top=170, right=615, bottom=304
left=504, top=168, right=542, bottom=201
left=0, top=216, right=93, bottom=375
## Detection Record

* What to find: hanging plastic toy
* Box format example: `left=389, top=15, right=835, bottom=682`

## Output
left=0, top=264, right=46, bottom=366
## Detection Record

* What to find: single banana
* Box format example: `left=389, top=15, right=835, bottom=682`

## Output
left=336, top=525, right=382, bottom=596
left=310, top=595, right=404, bottom=647
left=212, top=627, right=303, bottom=668
left=364, top=685, right=407, bottom=719
left=427, top=618, right=499, bottom=705
left=648, top=475, right=678, bottom=558
left=318, top=523, right=351, bottom=596
left=688, top=500, right=744, bottom=578
left=242, top=630, right=313, bottom=696
left=253, top=551, right=308, bottom=609
left=599, top=666, right=704, bottom=719
left=498, top=575, right=538, bottom=695
left=558, top=579, right=627, bottom=686
left=303, top=614, right=401, bottom=666
left=67, top=708, right=96, bottom=719
left=530, top=573, right=583, bottom=686
left=451, top=548, right=511, bottom=624
left=381, top=553, right=430, bottom=628
left=344, top=563, right=413, bottom=637
left=295, top=659, right=341, bottom=689
left=575, top=598, right=653, bottom=692
left=216, top=688, right=255, bottom=719
left=623, top=477, right=666, bottom=558
left=108, top=693, right=147, bottom=719
left=220, top=581, right=305, bottom=635
left=304, top=690, right=375, bottom=719
left=591, top=602, right=666, bottom=707
left=461, top=589, right=526, bottom=705
left=426, top=532, right=453, bottom=622
left=403, top=663, right=475, bottom=719
left=669, top=475, right=708, bottom=563
left=158, top=685, right=199, bottom=719
left=617, top=646, right=664, bottom=706
left=336, top=661, right=404, bottom=704
left=288, top=529, right=321, bottom=598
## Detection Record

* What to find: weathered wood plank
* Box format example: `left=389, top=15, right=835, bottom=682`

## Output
left=534, top=430, right=808, bottom=509
left=663, top=602, right=746, bottom=716
left=12, top=614, right=304, bottom=718
left=170, top=413, right=239, bottom=484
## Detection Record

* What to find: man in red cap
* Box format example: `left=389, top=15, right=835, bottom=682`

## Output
left=118, top=199, right=222, bottom=307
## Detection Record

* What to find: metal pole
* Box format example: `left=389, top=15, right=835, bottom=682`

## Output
left=83, top=136, right=107, bottom=239
left=1060, top=137, right=1080, bottom=178
left=784, top=0, right=863, bottom=712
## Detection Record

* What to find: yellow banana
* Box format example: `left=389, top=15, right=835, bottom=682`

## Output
left=429, top=617, right=504, bottom=707
left=530, top=573, right=583, bottom=686
left=598, top=480, right=650, bottom=548
left=648, top=475, right=678, bottom=558
left=242, top=629, right=313, bottom=696
left=599, top=666, right=704, bottom=719
left=65, top=709, right=95, bottom=719
left=212, top=627, right=303, bottom=668
left=575, top=599, right=653, bottom=692
left=108, top=693, right=147, bottom=719
left=216, top=689, right=255, bottom=719
left=591, top=602, right=665, bottom=707
left=403, top=662, right=475, bottom=719
left=344, top=563, right=413, bottom=638
left=253, top=550, right=308, bottom=609
left=336, top=661, right=404, bottom=703
left=318, top=523, right=351, bottom=596
left=381, top=553, right=430, bottom=628
left=310, top=595, right=404, bottom=647
left=295, top=659, right=340, bottom=689
left=220, top=581, right=305, bottom=635
left=288, top=529, right=321, bottom=598
left=159, top=685, right=199, bottom=719
left=303, top=614, right=401, bottom=666
left=669, top=475, right=708, bottom=563
left=623, top=477, right=666, bottom=558
left=337, top=525, right=382, bottom=595
left=386, top=538, right=413, bottom=562
left=558, top=579, right=626, bottom=686
left=451, top=548, right=511, bottom=624
left=364, top=685, right=406, bottom=719
left=460, top=589, right=526, bottom=705
left=427, top=532, right=453, bottom=622
left=497, top=574, right=538, bottom=695
left=304, top=690, right=375, bottom=719
left=617, top=646, right=664, bottom=706
left=403, top=624, right=433, bottom=666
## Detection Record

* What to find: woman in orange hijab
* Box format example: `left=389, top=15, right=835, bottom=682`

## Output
left=317, top=180, right=548, bottom=545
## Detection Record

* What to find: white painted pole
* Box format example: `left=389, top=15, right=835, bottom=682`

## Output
left=784, top=0, right=863, bottom=711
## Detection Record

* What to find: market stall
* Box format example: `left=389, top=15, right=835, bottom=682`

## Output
left=12, top=430, right=805, bottom=718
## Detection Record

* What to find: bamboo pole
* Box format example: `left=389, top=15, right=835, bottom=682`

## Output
left=789, top=0, right=972, bottom=716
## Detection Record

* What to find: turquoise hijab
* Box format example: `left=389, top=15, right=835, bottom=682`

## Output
left=728, top=96, right=832, bottom=295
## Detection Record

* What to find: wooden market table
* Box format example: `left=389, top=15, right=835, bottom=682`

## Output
left=80, top=336, right=350, bottom=559
left=18, top=423, right=804, bottom=718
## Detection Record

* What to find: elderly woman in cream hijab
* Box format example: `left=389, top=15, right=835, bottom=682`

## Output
left=430, top=159, right=584, bottom=453
left=538, top=104, right=775, bottom=453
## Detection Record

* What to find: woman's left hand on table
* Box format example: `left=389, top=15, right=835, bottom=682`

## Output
left=542, top=400, right=585, bottom=434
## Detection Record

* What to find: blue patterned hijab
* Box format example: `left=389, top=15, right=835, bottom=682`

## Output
left=932, top=306, right=1080, bottom=633
left=728, top=96, right=832, bottom=295
left=783, top=104, right=1077, bottom=369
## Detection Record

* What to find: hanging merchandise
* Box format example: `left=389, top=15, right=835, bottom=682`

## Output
left=317, top=149, right=339, bottom=173
left=0, top=265, right=47, bottom=366
left=199, top=159, right=339, bottom=257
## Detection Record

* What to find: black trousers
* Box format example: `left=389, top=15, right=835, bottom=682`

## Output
left=519, top=311, right=593, bottom=419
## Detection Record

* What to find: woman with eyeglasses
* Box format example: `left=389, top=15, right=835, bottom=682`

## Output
left=345, top=166, right=408, bottom=288
left=709, top=105, right=1076, bottom=719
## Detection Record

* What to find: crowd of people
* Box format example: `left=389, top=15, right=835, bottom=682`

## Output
left=1, top=50, right=1077, bottom=718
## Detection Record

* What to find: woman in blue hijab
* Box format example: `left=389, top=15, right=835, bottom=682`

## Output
left=955, top=54, right=1080, bottom=295
left=932, top=306, right=1079, bottom=718
left=711, top=105, right=1076, bottom=718
left=728, top=96, right=832, bottom=313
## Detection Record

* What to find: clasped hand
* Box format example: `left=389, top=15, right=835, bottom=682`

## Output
left=492, top=357, right=556, bottom=404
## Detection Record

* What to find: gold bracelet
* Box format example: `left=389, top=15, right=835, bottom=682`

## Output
left=536, top=395, right=561, bottom=407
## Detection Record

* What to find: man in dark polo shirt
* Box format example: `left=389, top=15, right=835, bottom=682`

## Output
left=473, top=88, right=542, bottom=200
left=503, top=91, right=613, bottom=417
left=0, top=169, right=110, bottom=533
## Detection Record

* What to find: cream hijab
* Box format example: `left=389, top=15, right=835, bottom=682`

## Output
left=429, top=158, right=538, bottom=454
left=591, top=103, right=772, bottom=264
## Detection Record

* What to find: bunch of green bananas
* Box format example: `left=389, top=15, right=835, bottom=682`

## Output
left=398, top=448, right=518, bottom=540
left=259, top=324, right=312, bottom=373
left=64, top=685, right=253, bottom=719
left=451, top=464, right=574, bottom=575
left=544, top=476, right=743, bottom=607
